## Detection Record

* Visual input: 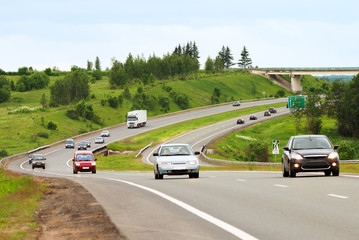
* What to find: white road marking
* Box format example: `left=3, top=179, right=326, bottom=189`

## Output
left=105, top=177, right=258, bottom=240
left=342, top=175, right=359, bottom=178
left=274, top=184, right=288, bottom=188
left=328, top=194, right=348, bottom=199
left=236, top=179, right=247, bottom=182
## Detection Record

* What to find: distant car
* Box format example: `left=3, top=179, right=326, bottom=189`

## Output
left=101, top=130, right=110, bottom=137
left=249, top=115, right=257, bottom=120
left=264, top=111, right=271, bottom=116
left=72, top=151, right=97, bottom=174
left=153, top=143, right=200, bottom=179
left=84, top=141, right=91, bottom=148
left=237, top=118, right=245, bottom=124
left=31, top=154, right=46, bottom=169
left=65, top=138, right=75, bottom=148
left=95, top=137, right=105, bottom=144
left=269, top=107, right=277, bottom=113
left=233, top=101, right=240, bottom=106
left=282, top=135, right=340, bottom=178
left=78, top=142, right=88, bottom=150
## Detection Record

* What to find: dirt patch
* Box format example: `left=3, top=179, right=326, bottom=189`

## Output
left=32, top=177, right=126, bottom=240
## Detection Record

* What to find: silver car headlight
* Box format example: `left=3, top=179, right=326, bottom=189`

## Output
left=187, top=160, right=198, bottom=165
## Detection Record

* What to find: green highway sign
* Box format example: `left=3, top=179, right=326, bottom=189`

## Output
left=288, top=96, right=305, bottom=109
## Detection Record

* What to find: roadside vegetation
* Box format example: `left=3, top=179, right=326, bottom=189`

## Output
left=0, top=170, right=44, bottom=240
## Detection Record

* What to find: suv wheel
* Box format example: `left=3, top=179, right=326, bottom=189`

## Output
left=332, top=168, right=339, bottom=176
left=324, top=170, right=331, bottom=176
left=73, top=169, right=78, bottom=174
left=289, top=165, right=296, bottom=178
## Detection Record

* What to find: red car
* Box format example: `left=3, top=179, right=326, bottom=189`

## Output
left=72, top=151, right=97, bottom=174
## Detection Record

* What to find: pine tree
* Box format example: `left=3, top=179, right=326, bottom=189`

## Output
left=238, top=46, right=252, bottom=69
left=95, top=56, right=101, bottom=71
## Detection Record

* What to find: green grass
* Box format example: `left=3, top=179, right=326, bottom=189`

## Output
left=0, top=170, right=44, bottom=239
left=209, top=114, right=359, bottom=163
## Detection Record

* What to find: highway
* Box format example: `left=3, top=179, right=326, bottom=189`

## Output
left=7, top=97, right=359, bottom=240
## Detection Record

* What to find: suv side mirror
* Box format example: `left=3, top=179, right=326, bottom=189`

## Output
left=153, top=153, right=159, bottom=156
left=72, top=158, right=75, bottom=161
left=95, top=158, right=97, bottom=161
left=334, top=145, right=339, bottom=150
left=194, top=151, right=200, bottom=155
left=283, top=147, right=290, bottom=151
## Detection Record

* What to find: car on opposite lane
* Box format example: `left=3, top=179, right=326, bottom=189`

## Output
left=153, top=143, right=200, bottom=179
left=282, top=135, right=340, bottom=178
left=233, top=101, right=240, bottom=106
left=269, top=107, right=277, bottom=113
left=95, top=137, right=105, bottom=144
left=72, top=151, right=97, bottom=174
left=249, top=115, right=257, bottom=120
left=264, top=111, right=271, bottom=116
left=101, top=130, right=110, bottom=137
left=31, top=154, right=46, bottom=169
left=237, top=118, right=245, bottom=124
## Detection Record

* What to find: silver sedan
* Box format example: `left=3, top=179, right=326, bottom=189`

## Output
left=153, top=143, right=200, bottom=179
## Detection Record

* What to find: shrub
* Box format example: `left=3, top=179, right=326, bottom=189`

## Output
left=47, top=121, right=57, bottom=130
left=338, top=143, right=356, bottom=160
left=66, top=109, right=79, bottom=120
left=247, top=141, right=269, bottom=162
left=108, top=96, right=119, bottom=108
left=37, top=132, right=49, bottom=138
left=276, top=89, right=286, bottom=97
left=0, top=149, right=8, bottom=157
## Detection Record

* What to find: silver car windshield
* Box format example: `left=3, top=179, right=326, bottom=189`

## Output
left=76, top=154, right=94, bottom=161
left=160, top=145, right=192, bottom=156
left=292, top=138, right=332, bottom=150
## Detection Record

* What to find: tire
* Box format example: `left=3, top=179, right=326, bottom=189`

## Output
left=194, top=172, right=199, bottom=178
left=43, top=166, right=45, bottom=169
left=154, top=172, right=158, bottom=179
left=189, top=173, right=194, bottom=178
left=32, top=166, right=34, bottom=169
left=289, top=165, right=296, bottom=178
left=158, top=174, right=163, bottom=179
left=282, top=162, right=289, bottom=177
left=332, top=168, right=339, bottom=176
left=92, top=170, right=96, bottom=174
left=73, top=169, right=78, bottom=174
left=324, top=170, right=331, bottom=176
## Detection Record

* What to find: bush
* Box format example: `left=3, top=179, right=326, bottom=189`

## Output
left=66, top=109, right=79, bottom=120
left=47, top=121, right=57, bottom=130
left=37, top=132, right=49, bottom=138
left=338, top=143, right=356, bottom=160
left=0, top=149, right=8, bottom=157
left=108, top=96, right=119, bottom=108
left=276, top=89, right=286, bottom=97
left=247, top=141, right=269, bottom=162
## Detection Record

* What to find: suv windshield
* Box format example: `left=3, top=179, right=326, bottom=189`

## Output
left=76, top=154, right=94, bottom=161
left=292, top=137, right=332, bottom=150
left=160, top=145, right=191, bottom=156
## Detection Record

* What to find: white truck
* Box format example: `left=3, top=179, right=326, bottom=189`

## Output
left=127, top=110, right=147, bottom=128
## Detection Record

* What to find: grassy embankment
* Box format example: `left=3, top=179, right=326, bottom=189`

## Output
left=96, top=102, right=286, bottom=171
left=208, top=114, right=359, bottom=173
left=0, top=72, right=291, bottom=156
left=0, top=171, right=43, bottom=240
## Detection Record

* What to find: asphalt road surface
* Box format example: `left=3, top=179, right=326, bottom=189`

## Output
left=7, top=98, right=359, bottom=240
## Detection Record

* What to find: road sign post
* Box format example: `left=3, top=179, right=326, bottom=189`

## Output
left=272, top=140, right=280, bottom=162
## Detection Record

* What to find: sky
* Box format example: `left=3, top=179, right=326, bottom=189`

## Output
left=1, top=0, right=358, bottom=71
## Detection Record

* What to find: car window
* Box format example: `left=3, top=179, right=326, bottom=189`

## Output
left=76, top=154, right=94, bottom=161
left=292, top=138, right=332, bottom=150
left=160, top=145, right=191, bottom=156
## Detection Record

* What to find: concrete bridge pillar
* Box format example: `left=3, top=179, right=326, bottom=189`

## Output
left=291, top=74, right=302, bottom=93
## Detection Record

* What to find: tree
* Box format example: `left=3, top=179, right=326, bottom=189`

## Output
left=205, top=57, right=214, bottom=74
left=0, top=76, right=11, bottom=103
left=110, top=60, right=127, bottom=88
left=18, top=67, right=29, bottom=75
left=224, top=46, right=234, bottom=69
left=305, top=93, right=323, bottom=134
left=238, top=46, right=252, bottom=69
left=87, top=60, right=93, bottom=71
left=40, top=93, right=48, bottom=108
left=95, top=56, right=101, bottom=71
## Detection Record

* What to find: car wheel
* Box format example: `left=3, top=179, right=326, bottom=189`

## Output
left=289, top=165, right=296, bottom=178
left=158, top=173, right=163, bottom=179
left=73, top=169, right=78, bottom=174
left=92, top=170, right=96, bottom=174
left=324, top=170, right=331, bottom=176
left=32, top=166, right=34, bottom=169
left=194, top=172, right=199, bottom=178
left=43, top=166, right=45, bottom=169
left=154, top=171, right=158, bottom=179
left=282, top=162, right=289, bottom=177
left=332, top=169, right=340, bottom=176
left=189, top=173, right=193, bottom=178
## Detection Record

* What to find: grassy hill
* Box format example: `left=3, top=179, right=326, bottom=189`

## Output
left=0, top=71, right=300, bottom=155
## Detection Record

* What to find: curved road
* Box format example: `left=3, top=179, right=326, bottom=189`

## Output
left=7, top=98, right=359, bottom=240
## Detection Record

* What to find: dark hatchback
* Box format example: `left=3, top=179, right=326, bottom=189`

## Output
left=237, top=118, right=245, bottom=124
left=282, top=135, right=339, bottom=178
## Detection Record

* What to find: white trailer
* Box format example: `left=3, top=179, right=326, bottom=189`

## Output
left=127, top=110, right=147, bottom=128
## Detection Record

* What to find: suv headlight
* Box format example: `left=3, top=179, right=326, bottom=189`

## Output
left=292, top=153, right=303, bottom=161
left=187, top=160, right=197, bottom=165
left=75, top=162, right=80, bottom=166
left=92, top=162, right=96, bottom=166
left=328, top=152, right=339, bottom=160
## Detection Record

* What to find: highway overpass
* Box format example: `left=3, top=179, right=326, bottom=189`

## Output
left=250, top=67, right=359, bottom=92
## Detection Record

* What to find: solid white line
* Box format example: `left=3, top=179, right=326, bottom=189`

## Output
left=342, top=175, right=359, bottom=178
left=274, top=184, right=288, bottom=188
left=105, top=177, right=258, bottom=240
left=328, top=194, right=348, bottom=199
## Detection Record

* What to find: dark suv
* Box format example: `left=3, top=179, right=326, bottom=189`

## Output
left=282, top=135, right=339, bottom=177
